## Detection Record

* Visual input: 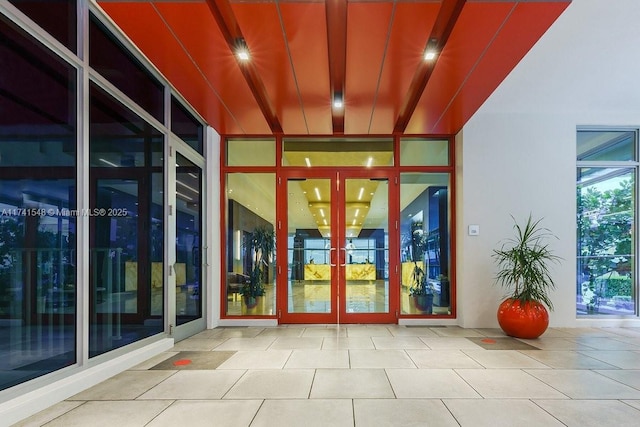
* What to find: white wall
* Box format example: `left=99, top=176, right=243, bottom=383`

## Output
left=458, top=0, right=640, bottom=328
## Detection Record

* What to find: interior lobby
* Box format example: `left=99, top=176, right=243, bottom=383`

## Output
left=3, top=0, right=640, bottom=425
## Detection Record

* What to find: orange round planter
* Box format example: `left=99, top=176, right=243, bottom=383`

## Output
left=497, top=298, right=549, bottom=339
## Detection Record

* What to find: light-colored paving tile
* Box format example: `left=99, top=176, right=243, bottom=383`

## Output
left=519, top=350, right=618, bottom=369
left=310, top=369, right=394, bottom=398
left=420, top=337, right=484, bottom=350
left=138, top=370, right=244, bottom=400
left=535, top=399, right=640, bottom=427
left=284, top=350, right=349, bottom=368
left=462, top=350, right=551, bottom=369
left=571, top=337, right=640, bottom=351
left=129, top=351, right=179, bottom=370
left=190, top=328, right=225, bottom=339
left=216, top=350, right=292, bottom=369
left=225, top=369, right=315, bottom=399
left=517, top=337, right=595, bottom=351
left=252, top=399, right=354, bottom=427
left=346, top=326, right=393, bottom=337
left=354, top=399, right=459, bottom=427
left=387, top=326, right=439, bottom=337
left=554, top=327, right=621, bottom=338
left=596, top=369, right=640, bottom=389
left=13, top=401, right=84, bottom=427
left=216, top=327, right=266, bottom=338
left=444, top=399, right=565, bottom=427
left=321, top=337, right=374, bottom=350
left=455, top=369, right=567, bottom=399
left=406, top=349, right=484, bottom=369
left=473, top=328, right=508, bottom=337
left=622, top=400, right=640, bottom=411
left=302, top=327, right=347, bottom=337
left=213, top=337, right=276, bottom=351
left=578, top=350, right=640, bottom=369
left=372, top=336, right=429, bottom=349
left=147, top=400, right=262, bottom=427
left=386, top=369, right=480, bottom=398
left=257, top=327, right=305, bottom=337
left=429, top=327, right=484, bottom=338
left=68, top=370, right=176, bottom=400
left=43, top=401, right=172, bottom=427
left=268, top=337, right=324, bottom=350
left=349, top=349, right=416, bottom=368
left=170, top=338, right=225, bottom=351
left=526, top=369, right=640, bottom=399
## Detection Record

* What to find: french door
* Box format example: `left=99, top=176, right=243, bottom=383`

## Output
left=279, top=169, right=397, bottom=323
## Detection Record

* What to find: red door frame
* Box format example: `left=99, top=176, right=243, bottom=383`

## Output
left=277, top=167, right=399, bottom=324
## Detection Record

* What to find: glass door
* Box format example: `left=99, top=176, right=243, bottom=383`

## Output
left=280, top=170, right=395, bottom=324
left=170, top=147, right=205, bottom=340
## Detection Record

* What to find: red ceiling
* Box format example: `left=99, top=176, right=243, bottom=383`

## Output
left=97, top=0, right=570, bottom=136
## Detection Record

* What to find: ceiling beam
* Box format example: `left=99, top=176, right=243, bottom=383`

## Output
left=205, top=0, right=282, bottom=134
left=326, top=0, right=347, bottom=134
left=393, top=0, right=466, bottom=134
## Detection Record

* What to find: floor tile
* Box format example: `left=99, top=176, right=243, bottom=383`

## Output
left=216, top=327, right=266, bottom=338
left=170, top=338, right=225, bottom=351
left=354, top=399, right=459, bottom=427
left=430, top=327, right=485, bottom=337
left=13, top=401, right=83, bottom=427
left=420, top=337, right=484, bottom=350
left=225, top=369, right=315, bottom=399
left=578, top=350, right=640, bottom=369
left=526, top=369, right=640, bottom=399
left=139, top=370, right=244, bottom=399
left=386, top=369, right=480, bottom=398
left=554, top=327, right=620, bottom=338
left=129, top=352, right=179, bottom=370
left=346, top=326, right=393, bottom=337
left=151, top=351, right=235, bottom=370
left=444, top=399, right=565, bottom=427
left=388, top=326, right=439, bottom=337
left=595, top=369, right=640, bottom=389
left=310, top=369, right=394, bottom=398
left=68, top=370, right=175, bottom=400
left=466, top=337, right=540, bottom=350
left=146, top=400, right=262, bottom=427
left=535, top=399, right=640, bottom=427
left=252, top=399, right=354, bottom=427
left=473, top=328, right=508, bottom=337
left=257, top=327, right=305, bottom=337
left=321, top=337, right=374, bottom=350
left=349, top=349, right=416, bottom=368
left=268, top=337, right=323, bottom=350
left=461, top=350, right=551, bottom=368
left=42, top=401, right=172, bottom=427
left=284, top=350, right=349, bottom=368
left=455, top=369, right=567, bottom=398
left=517, top=337, right=594, bottom=350
left=191, top=329, right=225, bottom=339
left=371, top=336, right=429, bottom=349
left=216, top=350, right=292, bottom=369
left=622, top=400, right=640, bottom=411
left=519, top=350, right=618, bottom=369
left=571, top=337, right=640, bottom=350
left=213, top=337, right=276, bottom=351
left=406, top=349, right=484, bottom=369
left=302, top=327, right=347, bottom=337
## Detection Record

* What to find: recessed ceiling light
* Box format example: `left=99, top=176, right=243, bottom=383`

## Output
left=235, top=38, right=250, bottom=61
left=424, top=51, right=436, bottom=61
left=333, top=92, right=343, bottom=109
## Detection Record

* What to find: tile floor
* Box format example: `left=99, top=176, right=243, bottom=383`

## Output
left=14, top=325, right=640, bottom=427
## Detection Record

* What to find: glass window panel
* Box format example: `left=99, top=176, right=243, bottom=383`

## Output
left=225, top=173, right=276, bottom=316
left=283, top=138, right=393, bottom=167
left=400, top=138, right=449, bottom=166
left=400, top=173, right=450, bottom=316
left=577, top=130, right=635, bottom=162
left=227, top=139, right=275, bottom=166
left=89, top=13, right=164, bottom=122
left=89, top=83, right=163, bottom=168
left=89, top=86, right=164, bottom=357
left=577, top=167, right=635, bottom=316
left=171, top=96, right=203, bottom=154
left=0, top=15, right=76, bottom=391
left=9, top=0, right=77, bottom=53
left=176, top=154, right=202, bottom=325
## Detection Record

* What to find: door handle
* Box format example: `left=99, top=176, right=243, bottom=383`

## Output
left=340, top=248, right=347, bottom=267
left=329, top=247, right=337, bottom=266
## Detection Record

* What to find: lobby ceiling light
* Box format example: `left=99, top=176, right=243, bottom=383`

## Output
left=333, top=92, right=343, bottom=109
left=235, top=38, right=250, bottom=61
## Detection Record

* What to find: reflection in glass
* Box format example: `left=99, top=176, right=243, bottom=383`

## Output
left=400, top=138, right=449, bottom=166
left=226, top=139, right=275, bottom=166
left=225, top=173, right=276, bottom=316
left=89, top=84, right=163, bottom=357
left=577, top=130, right=635, bottom=162
left=287, top=178, right=332, bottom=314
left=282, top=139, right=393, bottom=167
left=9, top=0, right=77, bottom=53
left=176, top=154, right=202, bottom=325
left=400, top=173, right=450, bottom=315
left=0, top=15, right=77, bottom=390
left=577, top=167, right=635, bottom=315
left=171, top=97, right=203, bottom=154
left=344, top=178, right=389, bottom=314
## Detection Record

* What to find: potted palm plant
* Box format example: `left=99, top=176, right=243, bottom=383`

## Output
left=493, top=215, right=561, bottom=338
left=409, top=261, right=435, bottom=314
left=241, top=225, right=275, bottom=311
